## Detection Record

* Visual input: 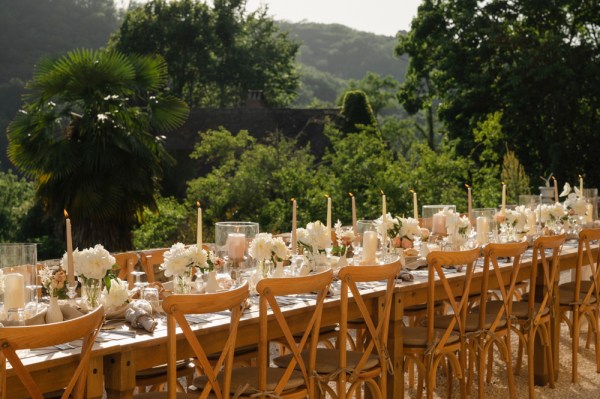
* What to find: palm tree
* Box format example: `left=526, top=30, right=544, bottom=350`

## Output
left=6, top=49, right=189, bottom=251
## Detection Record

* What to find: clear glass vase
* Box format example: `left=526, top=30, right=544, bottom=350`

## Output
left=83, top=278, right=101, bottom=308
left=174, top=272, right=192, bottom=294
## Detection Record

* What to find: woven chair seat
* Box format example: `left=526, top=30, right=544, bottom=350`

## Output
left=427, top=312, right=506, bottom=332
left=402, top=326, right=460, bottom=348
left=193, top=366, right=305, bottom=394
left=273, top=348, right=379, bottom=374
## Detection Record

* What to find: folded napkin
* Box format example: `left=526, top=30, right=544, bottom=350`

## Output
left=398, top=269, right=414, bottom=282
left=125, top=300, right=157, bottom=333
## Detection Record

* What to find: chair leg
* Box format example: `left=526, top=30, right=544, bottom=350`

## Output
left=527, top=336, right=536, bottom=399
left=573, top=307, right=580, bottom=383
left=477, top=344, right=485, bottom=399
left=594, top=310, right=600, bottom=373
left=486, top=340, right=494, bottom=383
left=505, top=333, right=516, bottom=399
left=515, top=328, right=524, bottom=374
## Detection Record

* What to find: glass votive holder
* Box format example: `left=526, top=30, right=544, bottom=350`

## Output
left=583, top=188, right=598, bottom=221
left=142, top=287, right=160, bottom=313
left=422, top=205, right=456, bottom=235
left=214, top=222, right=259, bottom=259
left=472, top=208, right=498, bottom=246
left=519, top=195, right=541, bottom=210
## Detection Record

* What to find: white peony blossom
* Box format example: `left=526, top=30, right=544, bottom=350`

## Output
left=399, top=217, right=421, bottom=240
left=375, top=213, right=398, bottom=237
left=272, top=237, right=290, bottom=261
left=161, top=243, right=191, bottom=277
left=307, top=221, right=331, bottom=251
left=249, top=233, right=274, bottom=261
left=103, top=278, right=129, bottom=309
left=64, top=245, right=115, bottom=281
left=187, top=245, right=209, bottom=269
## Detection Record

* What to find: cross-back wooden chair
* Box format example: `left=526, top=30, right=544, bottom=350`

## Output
left=274, top=261, right=400, bottom=399
left=139, top=248, right=168, bottom=283
left=226, top=270, right=332, bottom=399
left=114, top=251, right=140, bottom=289
left=558, top=228, right=600, bottom=382
left=469, top=241, right=528, bottom=399
left=135, top=282, right=249, bottom=399
left=512, top=234, right=564, bottom=399
left=0, top=305, right=104, bottom=399
left=404, top=248, right=480, bottom=399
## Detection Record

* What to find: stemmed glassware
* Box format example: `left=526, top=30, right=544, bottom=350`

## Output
left=130, top=270, right=148, bottom=290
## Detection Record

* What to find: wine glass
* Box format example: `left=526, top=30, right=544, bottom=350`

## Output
left=130, top=270, right=148, bottom=290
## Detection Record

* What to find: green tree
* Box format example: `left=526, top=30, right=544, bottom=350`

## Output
left=6, top=49, right=189, bottom=251
left=396, top=0, right=600, bottom=188
left=186, top=129, right=327, bottom=240
left=110, top=0, right=300, bottom=108
left=342, top=72, right=401, bottom=116
left=133, top=196, right=191, bottom=249
left=338, top=90, right=379, bottom=135
left=0, top=170, right=35, bottom=242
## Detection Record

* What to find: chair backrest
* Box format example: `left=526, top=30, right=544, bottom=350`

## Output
left=114, top=251, right=140, bottom=289
left=480, top=241, right=529, bottom=331
left=575, top=229, right=600, bottom=307
left=338, top=260, right=401, bottom=386
left=255, top=270, right=333, bottom=398
left=162, top=282, right=249, bottom=399
left=0, top=305, right=104, bottom=399
left=527, top=234, right=565, bottom=324
left=426, top=248, right=481, bottom=349
left=139, top=248, right=168, bottom=283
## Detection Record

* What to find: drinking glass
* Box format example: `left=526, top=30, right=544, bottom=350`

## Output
left=583, top=188, right=598, bottom=221
left=214, top=222, right=259, bottom=259
left=519, top=195, right=541, bottom=211
left=142, top=287, right=160, bottom=313
left=421, top=205, right=456, bottom=235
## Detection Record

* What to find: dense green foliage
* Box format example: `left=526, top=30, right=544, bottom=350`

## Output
left=133, top=196, right=191, bottom=250
left=110, top=0, right=300, bottom=108
left=0, top=170, right=35, bottom=242
left=339, top=90, right=379, bottom=135
left=396, top=0, right=600, bottom=188
left=6, top=49, right=188, bottom=250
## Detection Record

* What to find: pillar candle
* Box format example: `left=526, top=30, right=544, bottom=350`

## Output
left=501, top=183, right=506, bottom=216
left=291, top=198, right=297, bottom=254
left=586, top=204, right=594, bottom=223
left=381, top=191, right=387, bottom=250
left=227, top=233, right=246, bottom=260
left=196, top=201, right=202, bottom=248
left=466, top=184, right=472, bottom=220
left=432, top=213, right=447, bottom=235
left=349, top=193, right=357, bottom=236
left=579, top=175, right=584, bottom=196
left=326, top=195, right=332, bottom=244
left=4, top=273, right=25, bottom=310
left=553, top=176, right=558, bottom=203
left=64, top=210, right=75, bottom=287
left=476, top=217, right=490, bottom=246
left=362, top=231, right=378, bottom=264
left=411, top=190, right=418, bottom=220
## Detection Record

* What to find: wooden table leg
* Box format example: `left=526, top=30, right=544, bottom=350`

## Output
left=104, top=350, right=136, bottom=399
left=388, top=293, right=405, bottom=398
left=86, top=355, right=104, bottom=399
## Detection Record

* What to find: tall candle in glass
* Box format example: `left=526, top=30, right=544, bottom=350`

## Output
left=362, top=231, right=378, bottom=264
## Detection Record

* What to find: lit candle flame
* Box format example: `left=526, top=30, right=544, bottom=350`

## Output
left=325, top=194, right=329, bottom=198
left=465, top=184, right=470, bottom=189
left=409, top=188, right=415, bottom=193
left=291, top=197, right=295, bottom=202
left=63, top=209, right=69, bottom=218
left=196, top=201, right=200, bottom=208
left=348, top=192, right=354, bottom=197
left=579, top=174, right=583, bottom=178
left=502, top=181, right=506, bottom=185
left=380, top=190, right=385, bottom=196
left=552, top=176, right=556, bottom=181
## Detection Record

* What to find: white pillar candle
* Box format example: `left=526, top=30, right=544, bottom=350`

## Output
left=412, top=190, right=418, bottom=220
left=553, top=176, right=558, bottom=203
left=501, top=182, right=506, bottom=216
left=349, top=193, right=357, bottom=236
left=431, top=213, right=447, bottom=235
left=4, top=273, right=25, bottom=310
left=586, top=204, right=594, bottom=223
left=326, top=195, right=332, bottom=244
left=227, top=233, right=246, bottom=260
left=381, top=192, right=387, bottom=250
left=196, top=201, right=202, bottom=248
left=362, top=231, right=378, bottom=264
left=291, top=198, right=297, bottom=254
left=64, top=210, right=75, bottom=287
left=466, top=184, right=472, bottom=220
left=476, top=217, right=490, bottom=246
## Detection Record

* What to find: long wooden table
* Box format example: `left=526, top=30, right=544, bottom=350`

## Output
left=5, top=240, right=596, bottom=398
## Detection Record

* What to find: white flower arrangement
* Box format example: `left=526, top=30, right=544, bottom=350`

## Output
left=399, top=217, right=422, bottom=240
left=102, top=278, right=129, bottom=309
left=375, top=213, right=399, bottom=238
left=561, top=183, right=588, bottom=216
left=160, top=243, right=211, bottom=278
left=536, top=203, right=567, bottom=224
left=332, top=220, right=355, bottom=256
left=61, top=244, right=116, bottom=281
left=506, top=206, right=530, bottom=234
left=296, top=220, right=331, bottom=254
left=248, top=233, right=291, bottom=263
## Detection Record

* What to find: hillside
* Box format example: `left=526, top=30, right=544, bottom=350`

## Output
left=277, top=21, right=408, bottom=106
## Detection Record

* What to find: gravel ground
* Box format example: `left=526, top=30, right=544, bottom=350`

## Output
left=403, top=323, right=600, bottom=398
